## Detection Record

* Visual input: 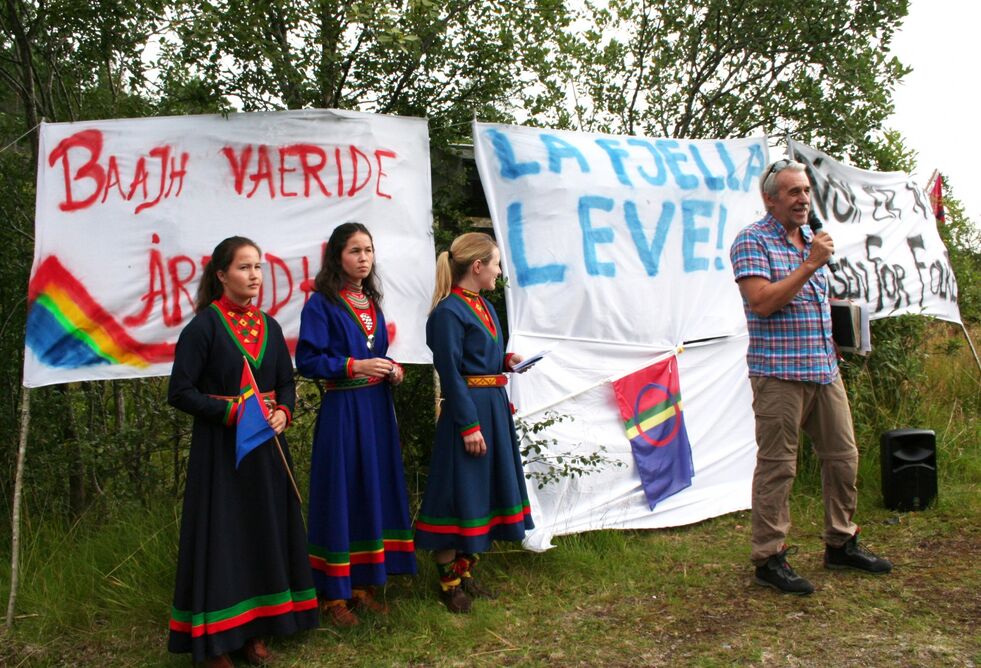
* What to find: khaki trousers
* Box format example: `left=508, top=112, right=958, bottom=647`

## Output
left=749, top=375, right=859, bottom=564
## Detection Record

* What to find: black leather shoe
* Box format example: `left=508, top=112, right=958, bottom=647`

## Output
left=825, top=535, right=893, bottom=573
left=754, top=546, right=815, bottom=595
left=461, top=576, right=497, bottom=599
left=438, top=585, right=472, bottom=613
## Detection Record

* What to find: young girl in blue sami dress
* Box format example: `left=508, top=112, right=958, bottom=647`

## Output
left=415, top=232, right=534, bottom=613
left=296, top=223, right=416, bottom=626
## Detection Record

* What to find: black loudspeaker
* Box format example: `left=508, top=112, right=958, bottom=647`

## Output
left=880, top=428, right=937, bottom=511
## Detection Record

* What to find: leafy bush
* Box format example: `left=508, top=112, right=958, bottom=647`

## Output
left=516, top=410, right=624, bottom=489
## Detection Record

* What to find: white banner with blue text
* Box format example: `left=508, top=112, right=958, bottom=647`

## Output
left=474, top=121, right=767, bottom=547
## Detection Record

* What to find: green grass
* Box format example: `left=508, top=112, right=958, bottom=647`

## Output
left=3, top=489, right=977, bottom=666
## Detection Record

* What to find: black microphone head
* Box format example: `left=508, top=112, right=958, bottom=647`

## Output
left=808, top=210, right=823, bottom=233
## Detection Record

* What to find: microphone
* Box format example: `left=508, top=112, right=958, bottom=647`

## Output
left=808, top=211, right=838, bottom=272
left=807, top=209, right=823, bottom=234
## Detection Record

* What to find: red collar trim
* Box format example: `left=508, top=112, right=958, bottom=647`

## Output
left=451, top=287, right=497, bottom=340
left=210, top=299, right=268, bottom=367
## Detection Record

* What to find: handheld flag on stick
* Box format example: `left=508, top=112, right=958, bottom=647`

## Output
left=611, top=355, right=694, bottom=509
left=235, top=358, right=275, bottom=468
left=234, top=357, right=304, bottom=503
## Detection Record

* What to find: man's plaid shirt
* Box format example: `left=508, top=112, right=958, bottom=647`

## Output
left=730, top=213, right=837, bottom=384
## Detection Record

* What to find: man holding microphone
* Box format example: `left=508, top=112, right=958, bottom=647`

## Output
left=730, top=159, right=892, bottom=595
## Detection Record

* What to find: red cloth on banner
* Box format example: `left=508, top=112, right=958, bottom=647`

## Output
left=611, top=355, right=694, bottom=509
left=929, top=174, right=945, bottom=223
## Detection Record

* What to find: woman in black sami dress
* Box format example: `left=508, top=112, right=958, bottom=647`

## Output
left=167, top=236, right=317, bottom=666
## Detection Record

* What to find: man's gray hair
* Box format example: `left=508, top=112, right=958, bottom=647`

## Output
left=760, top=159, right=806, bottom=198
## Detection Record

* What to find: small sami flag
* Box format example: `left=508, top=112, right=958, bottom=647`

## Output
left=611, top=355, right=694, bottom=510
left=929, top=172, right=945, bottom=224
left=235, top=357, right=275, bottom=468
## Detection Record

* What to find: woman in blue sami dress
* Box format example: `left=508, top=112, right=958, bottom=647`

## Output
left=296, top=222, right=416, bottom=627
left=168, top=236, right=318, bottom=667
left=415, top=232, right=534, bottom=613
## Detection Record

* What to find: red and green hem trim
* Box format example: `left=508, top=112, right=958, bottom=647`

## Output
left=308, top=530, right=415, bottom=577
left=344, top=357, right=355, bottom=378
left=460, top=422, right=480, bottom=437
left=415, top=502, right=531, bottom=537
left=169, top=587, right=316, bottom=637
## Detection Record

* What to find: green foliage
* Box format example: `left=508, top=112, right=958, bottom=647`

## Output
left=0, top=498, right=179, bottom=656
left=794, top=318, right=981, bottom=503
left=516, top=410, right=624, bottom=489
left=387, top=365, right=436, bottom=499
left=844, top=315, right=930, bottom=423
left=564, top=0, right=910, bottom=165
left=0, top=0, right=167, bottom=126
left=0, top=148, right=35, bottom=518
left=158, top=0, right=575, bottom=131
left=935, top=183, right=981, bottom=323
left=6, top=379, right=193, bottom=519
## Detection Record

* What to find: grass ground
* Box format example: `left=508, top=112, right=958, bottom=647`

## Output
left=2, top=323, right=979, bottom=667
left=2, top=487, right=978, bottom=667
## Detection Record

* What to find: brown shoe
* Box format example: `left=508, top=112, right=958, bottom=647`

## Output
left=438, top=585, right=472, bottom=613
left=243, top=637, right=272, bottom=665
left=461, top=576, right=497, bottom=599
left=320, top=600, right=360, bottom=627
left=350, top=587, right=389, bottom=615
left=204, top=654, right=233, bottom=668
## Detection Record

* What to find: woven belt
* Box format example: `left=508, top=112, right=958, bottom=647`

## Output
left=208, top=390, right=277, bottom=408
left=320, top=376, right=384, bottom=391
left=464, top=374, right=508, bottom=388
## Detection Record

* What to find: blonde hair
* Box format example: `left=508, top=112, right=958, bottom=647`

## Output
left=430, top=232, right=498, bottom=311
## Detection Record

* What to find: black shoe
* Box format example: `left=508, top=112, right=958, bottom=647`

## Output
left=824, top=535, right=893, bottom=573
left=461, top=576, right=497, bottom=599
left=438, top=585, right=472, bottom=613
left=754, top=547, right=815, bottom=595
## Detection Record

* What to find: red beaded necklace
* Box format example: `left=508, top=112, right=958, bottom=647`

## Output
left=340, top=284, right=378, bottom=350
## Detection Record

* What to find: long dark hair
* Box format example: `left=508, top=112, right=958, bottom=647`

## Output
left=313, top=222, right=383, bottom=305
left=195, top=236, right=261, bottom=313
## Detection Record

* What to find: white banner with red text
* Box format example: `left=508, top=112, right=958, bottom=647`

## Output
left=25, top=109, right=435, bottom=387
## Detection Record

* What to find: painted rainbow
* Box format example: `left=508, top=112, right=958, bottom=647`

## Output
left=26, top=256, right=174, bottom=369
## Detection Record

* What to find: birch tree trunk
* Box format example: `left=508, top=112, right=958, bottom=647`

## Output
left=6, top=388, right=31, bottom=628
